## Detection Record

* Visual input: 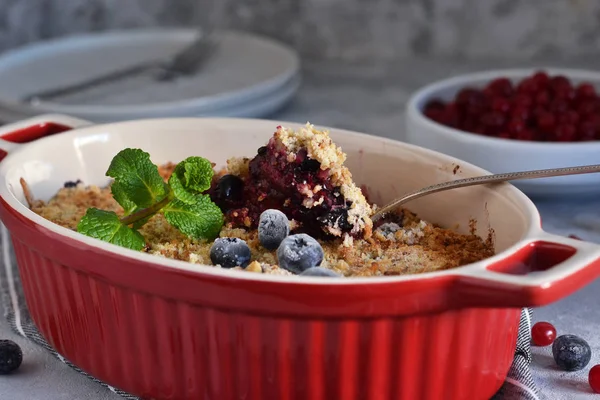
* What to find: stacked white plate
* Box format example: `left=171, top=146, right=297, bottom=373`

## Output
left=0, top=29, right=301, bottom=123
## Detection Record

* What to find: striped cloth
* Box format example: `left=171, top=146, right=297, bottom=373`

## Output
left=0, top=225, right=540, bottom=399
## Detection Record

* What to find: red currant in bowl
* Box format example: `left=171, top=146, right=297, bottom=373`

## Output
left=406, top=68, right=600, bottom=198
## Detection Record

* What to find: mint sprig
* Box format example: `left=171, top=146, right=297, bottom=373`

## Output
left=106, top=148, right=169, bottom=208
left=77, top=149, right=224, bottom=250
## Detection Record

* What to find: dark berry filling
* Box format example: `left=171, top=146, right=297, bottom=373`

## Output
left=209, top=138, right=355, bottom=238
left=423, top=70, right=600, bottom=142
left=214, top=174, right=244, bottom=205
left=63, top=179, right=82, bottom=188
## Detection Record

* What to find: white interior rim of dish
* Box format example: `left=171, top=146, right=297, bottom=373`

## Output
left=0, top=117, right=544, bottom=285
left=408, top=67, right=600, bottom=148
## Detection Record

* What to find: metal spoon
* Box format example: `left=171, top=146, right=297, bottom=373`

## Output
left=371, top=164, right=600, bottom=222
left=23, top=32, right=216, bottom=103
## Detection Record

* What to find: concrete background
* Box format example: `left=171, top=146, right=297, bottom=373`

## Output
left=0, top=0, right=599, bottom=62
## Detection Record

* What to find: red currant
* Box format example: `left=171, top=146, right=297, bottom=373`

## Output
left=554, top=125, right=577, bottom=142
left=516, top=129, right=535, bottom=141
left=550, top=75, right=571, bottom=92
left=422, top=71, right=600, bottom=142
left=536, top=112, right=556, bottom=131
left=531, top=321, right=557, bottom=346
left=535, top=91, right=550, bottom=106
left=486, top=78, right=513, bottom=97
left=589, top=365, right=600, bottom=393
left=577, top=83, right=596, bottom=98
left=491, top=97, right=511, bottom=113
left=532, top=71, right=549, bottom=87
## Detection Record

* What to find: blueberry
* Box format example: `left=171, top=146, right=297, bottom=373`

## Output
left=257, top=146, right=267, bottom=156
left=277, top=234, right=324, bottom=274
left=552, top=334, right=592, bottom=371
left=300, top=158, right=321, bottom=172
left=210, top=237, right=251, bottom=269
left=216, top=175, right=244, bottom=202
left=259, top=209, right=290, bottom=250
left=300, top=267, right=341, bottom=277
left=377, top=222, right=401, bottom=238
left=317, top=208, right=352, bottom=231
left=0, top=340, right=22, bottom=375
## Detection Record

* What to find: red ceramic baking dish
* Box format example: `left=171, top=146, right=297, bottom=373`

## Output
left=0, top=114, right=599, bottom=400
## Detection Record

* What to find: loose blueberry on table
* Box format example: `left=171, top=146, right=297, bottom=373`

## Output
left=552, top=334, right=592, bottom=372
left=424, top=71, right=600, bottom=142
left=0, top=339, right=23, bottom=375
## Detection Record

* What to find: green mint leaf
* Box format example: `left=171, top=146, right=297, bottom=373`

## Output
left=110, top=181, right=139, bottom=215
left=77, top=208, right=146, bottom=251
left=106, top=148, right=168, bottom=208
left=163, top=195, right=223, bottom=240
left=168, top=157, right=213, bottom=202
left=168, top=170, right=196, bottom=204
left=180, top=156, right=213, bottom=192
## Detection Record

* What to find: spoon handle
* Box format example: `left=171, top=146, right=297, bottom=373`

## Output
left=372, top=164, right=600, bottom=221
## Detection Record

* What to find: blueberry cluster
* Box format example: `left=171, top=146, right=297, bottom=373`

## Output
left=209, top=209, right=341, bottom=277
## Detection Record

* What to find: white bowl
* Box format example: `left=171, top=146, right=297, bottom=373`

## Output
left=406, top=68, right=600, bottom=198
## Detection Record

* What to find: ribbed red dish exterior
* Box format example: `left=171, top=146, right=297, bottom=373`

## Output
left=11, top=235, right=519, bottom=400
left=3, top=116, right=600, bottom=400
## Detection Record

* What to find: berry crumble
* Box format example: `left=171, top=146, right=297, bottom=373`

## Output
left=27, top=123, right=495, bottom=277
left=209, top=124, right=373, bottom=238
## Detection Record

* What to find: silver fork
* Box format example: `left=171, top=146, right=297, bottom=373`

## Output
left=24, top=32, right=216, bottom=104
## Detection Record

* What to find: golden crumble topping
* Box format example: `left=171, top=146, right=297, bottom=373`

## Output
left=27, top=124, right=495, bottom=278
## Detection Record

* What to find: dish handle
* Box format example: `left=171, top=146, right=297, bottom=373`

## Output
left=0, top=114, right=92, bottom=159
left=454, top=232, right=600, bottom=308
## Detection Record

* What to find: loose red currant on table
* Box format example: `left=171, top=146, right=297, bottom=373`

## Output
left=531, top=321, right=557, bottom=346
left=423, top=70, right=600, bottom=142
left=589, top=365, right=600, bottom=393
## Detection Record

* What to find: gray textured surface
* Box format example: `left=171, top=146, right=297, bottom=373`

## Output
left=2, top=0, right=600, bottom=61
left=2, top=59, right=600, bottom=398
